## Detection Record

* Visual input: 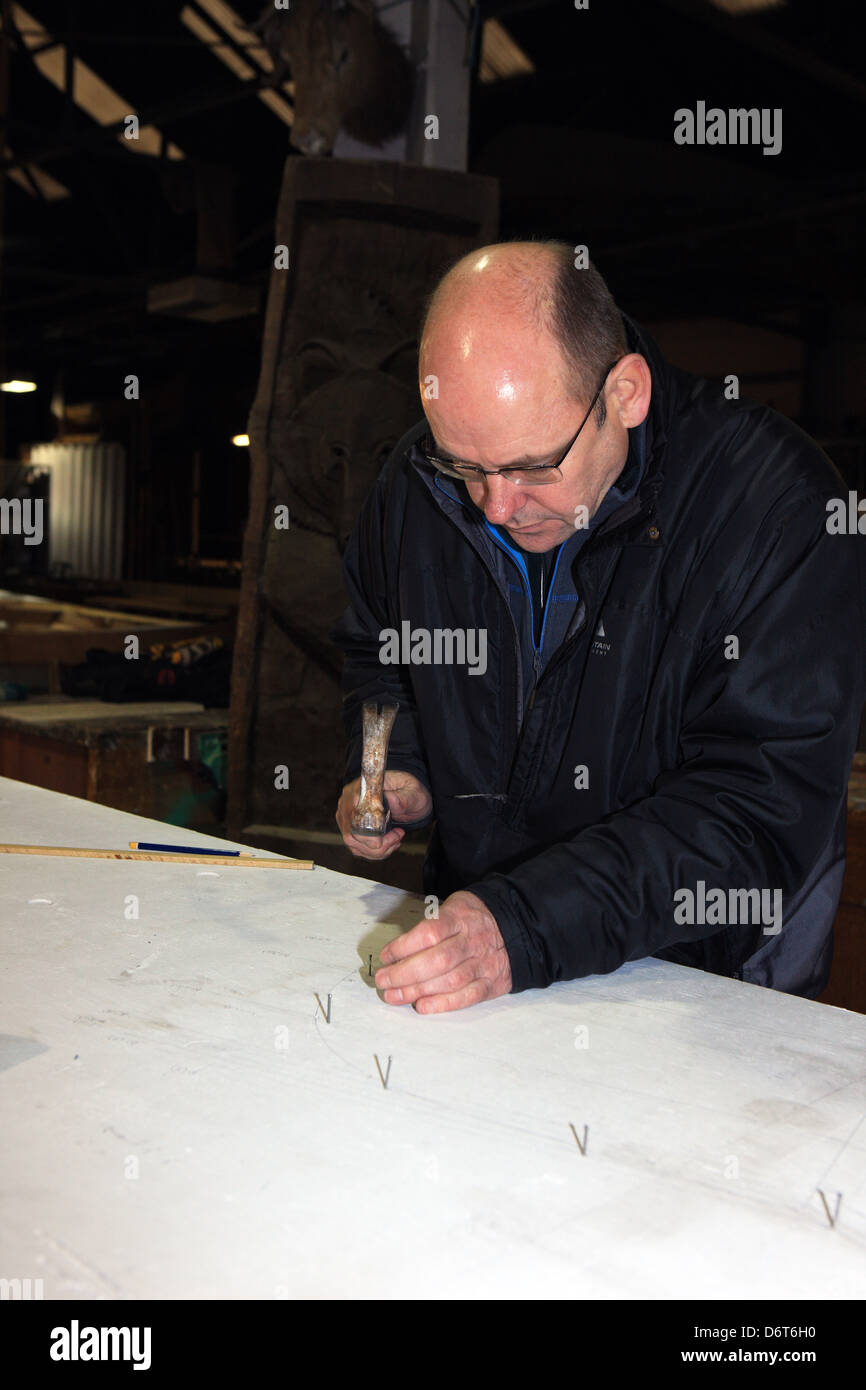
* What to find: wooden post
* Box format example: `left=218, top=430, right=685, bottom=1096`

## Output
left=227, top=159, right=498, bottom=841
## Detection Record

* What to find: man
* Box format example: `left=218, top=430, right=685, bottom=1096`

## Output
left=332, top=241, right=865, bottom=1014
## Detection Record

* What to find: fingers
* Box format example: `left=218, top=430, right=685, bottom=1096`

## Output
left=343, top=826, right=405, bottom=860
left=335, top=773, right=431, bottom=854
left=335, top=779, right=406, bottom=859
left=376, top=934, right=465, bottom=992
left=414, top=980, right=493, bottom=1014
left=375, top=893, right=512, bottom=1013
left=382, top=772, right=432, bottom=823
left=378, top=955, right=478, bottom=1006
left=379, top=917, right=456, bottom=965
left=383, top=791, right=424, bottom=822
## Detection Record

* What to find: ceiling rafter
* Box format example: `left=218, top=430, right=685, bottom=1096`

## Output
left=180, top=2, right=294, bottom=129
left=4, top=4, right=186, bottom=158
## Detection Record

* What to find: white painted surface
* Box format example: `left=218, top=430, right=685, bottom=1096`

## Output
left=0, top=776, right=864, bottom=1299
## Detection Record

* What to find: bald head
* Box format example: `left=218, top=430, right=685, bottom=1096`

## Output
left=420, top=240, right=630, bottom=419
left=422, top=241, right=559, bottom=352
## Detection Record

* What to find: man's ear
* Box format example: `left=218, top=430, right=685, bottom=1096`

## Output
left=611, top=353, right=651, bottom=428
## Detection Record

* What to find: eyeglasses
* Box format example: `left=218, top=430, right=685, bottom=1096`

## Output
left=420, top=361, right=618, bottom=487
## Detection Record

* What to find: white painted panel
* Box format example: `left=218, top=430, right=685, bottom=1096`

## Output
left=0, top=778, right=864, bottom=1299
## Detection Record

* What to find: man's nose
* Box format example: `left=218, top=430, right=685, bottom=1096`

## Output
left=481, top=473, right=523, bottom=523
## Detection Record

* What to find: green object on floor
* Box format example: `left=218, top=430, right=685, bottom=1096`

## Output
left=198, top=730, right=228, bottom=791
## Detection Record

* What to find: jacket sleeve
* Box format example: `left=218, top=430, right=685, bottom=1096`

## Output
left=330, top=465, right=433, bottom=821
left=468, top=487, right=866, bottom=991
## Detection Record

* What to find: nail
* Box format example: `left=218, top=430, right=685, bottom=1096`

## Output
left=374, top=1054, right=392, bottom=1089
left=817, top=1189, right=842, bottom=1228
left=569, top=1123, right=588, bottom=1156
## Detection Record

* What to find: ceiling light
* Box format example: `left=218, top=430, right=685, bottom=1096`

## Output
left=709, top=0, right=786, bottom=12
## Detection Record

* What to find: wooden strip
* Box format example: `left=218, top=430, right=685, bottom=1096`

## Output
left=0, top=843, right=313, bottom=868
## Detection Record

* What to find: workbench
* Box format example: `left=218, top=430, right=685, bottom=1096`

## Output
left=1, top=777, right=864, bottom=1299
left=0, top=698, right=227, bottom=831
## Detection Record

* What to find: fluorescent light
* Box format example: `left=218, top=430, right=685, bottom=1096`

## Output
left=232, top=433, right=250, bottom=447
left=1, top=380, right=38, bottom=393
left=709, top=0, right=785, bottom=11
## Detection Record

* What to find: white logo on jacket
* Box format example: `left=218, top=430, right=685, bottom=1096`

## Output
left=591, top=618, right=610, bottom=656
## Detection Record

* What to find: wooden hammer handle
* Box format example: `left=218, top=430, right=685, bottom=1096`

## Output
left=351, top=699, right=399, bottom=837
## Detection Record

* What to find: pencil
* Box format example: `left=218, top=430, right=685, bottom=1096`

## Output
left=130, top=841, right=240, bottom=856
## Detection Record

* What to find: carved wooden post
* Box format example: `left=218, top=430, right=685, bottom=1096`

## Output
left=227, top=159, right=498, bottom=844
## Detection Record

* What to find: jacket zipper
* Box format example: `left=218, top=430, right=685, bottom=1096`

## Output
left=431, top=476, right=527, bottom=728
left=482, top=521, right=571, bottom=723
left=428, top=472, right=655, bottom=791
left=523, top=508, right=655, bottom=701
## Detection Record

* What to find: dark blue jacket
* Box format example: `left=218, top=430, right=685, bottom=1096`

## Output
left=332, top=315, right=866, bottom=997
left=483, top=416, right=647, bottom=705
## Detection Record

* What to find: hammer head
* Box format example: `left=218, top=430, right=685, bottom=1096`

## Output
left=350, top=699, right=399, bottom=837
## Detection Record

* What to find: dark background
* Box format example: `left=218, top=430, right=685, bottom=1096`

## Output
left=1, top=0, right=864, bottom=581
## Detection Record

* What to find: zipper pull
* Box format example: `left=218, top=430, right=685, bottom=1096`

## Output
left=526, top=650, right=542, bottom=712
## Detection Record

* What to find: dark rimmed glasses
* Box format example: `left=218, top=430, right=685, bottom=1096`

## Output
left=419, top=360, right=619, bottom=487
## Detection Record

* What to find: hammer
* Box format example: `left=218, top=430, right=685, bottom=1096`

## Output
left=351, top=700, right=399, bottom=837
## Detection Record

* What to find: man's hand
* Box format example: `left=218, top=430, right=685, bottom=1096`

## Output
left=336, top=770, right=432, bottom=861
left=375, top=890, right=512, bottom=1013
